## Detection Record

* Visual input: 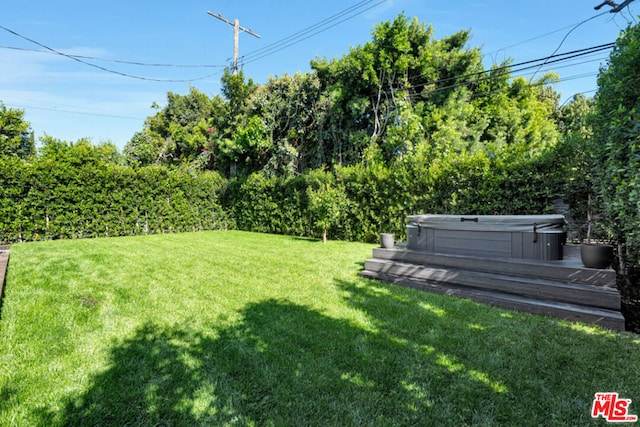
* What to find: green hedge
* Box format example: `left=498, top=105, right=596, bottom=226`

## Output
left=1, top=143, right=566, bottom=245
left=0, top=159, right=229, bottom=243
left=221, top=148, right=564, bottom=244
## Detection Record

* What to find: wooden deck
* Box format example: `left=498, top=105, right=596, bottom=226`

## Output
left=359, top=244, right=625, bottom=331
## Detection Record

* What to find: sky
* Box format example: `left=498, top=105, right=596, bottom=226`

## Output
left=1, top=1, right=638, bottom=150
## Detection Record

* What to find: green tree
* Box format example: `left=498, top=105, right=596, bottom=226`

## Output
left=39, top=136, right=123, bottom=166
left=306, top=169, right=348, bottom=243
left=0, top=103, right=34, bottom=159
left=551, top=95, right=595, bottom=239
left=210, top=70, right=259, bottom=176
left=555, top=93, right=594, bottom=137
left=592, top=22, right=640, bottom=275
left=247, top=73, right=324, bottom=174
left=310, top=13, right=560, bottom=165
left=125, top=87, right=221, bottom=169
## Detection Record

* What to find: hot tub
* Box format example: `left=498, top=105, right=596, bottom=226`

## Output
left=406, top=214, right=566, bottom=260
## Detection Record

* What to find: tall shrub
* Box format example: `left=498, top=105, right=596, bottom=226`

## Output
left=592, top=23, right=640, bottom=264
left=306, top=169, right=348, bottom=243
left=591, top=22, right=640, bottom=331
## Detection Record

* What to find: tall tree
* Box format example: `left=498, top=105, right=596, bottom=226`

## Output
left=125, top=87, right=223, bottom=169
left=311, top=14, right=488, bottom=164
left=211, top=70, right=260, bottom=176
left=247, top=72, right=324, bottom=174
left=0, top=103, right=34, bottom=159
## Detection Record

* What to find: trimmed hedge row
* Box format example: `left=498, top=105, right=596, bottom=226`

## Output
left=0, top=146, right=566, bottom=245
left=224, top=150, right=564, bottom=244
left=0, top=157, right=230, bottom=243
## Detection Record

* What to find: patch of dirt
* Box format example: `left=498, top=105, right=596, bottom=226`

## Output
left=79, top=296, right=100, bottom=308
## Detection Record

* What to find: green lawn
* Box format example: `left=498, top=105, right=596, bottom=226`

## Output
left=0, top=231, right=639, bottom=426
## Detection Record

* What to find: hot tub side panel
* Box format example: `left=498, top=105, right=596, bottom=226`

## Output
left=433, top=229, right=512, bottom=258
left=406, top=215, right=565, bottom=260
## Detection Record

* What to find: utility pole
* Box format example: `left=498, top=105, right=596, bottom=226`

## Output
left=207, top=11, right=260, bottom=75
left=594, top=0, right=636, bottom=12
left=612, top=0, right=636, bottom=12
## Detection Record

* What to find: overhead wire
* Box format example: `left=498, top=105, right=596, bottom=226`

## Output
left=402, top=43, right=614, bottom=96
left=239, top=0, right=378, bottom=61
left=238, top=0, right=387, bottom=66
left=483, top=19, right=604, bottom=60
left=4, top=102, right=145, bottom=120
left=368, top=42, right=616, bottom=106
left=528, top=11, right=609, bottom=82
left=0, top=24, right=224, bottom=82
left=3, top=2, right=630, bottom=121
left=0, top=45, right=226, bottom=68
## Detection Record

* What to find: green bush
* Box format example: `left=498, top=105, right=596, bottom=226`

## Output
left=1, top=138, right=569, bottom=246
left=0, top=159, right=229, bottom=244
left=222, top=172, right=310, bottom=237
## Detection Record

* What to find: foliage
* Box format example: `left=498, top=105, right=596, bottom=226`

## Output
left=0, top=102, right=34, bottom=159
left=311, top=14, right=488, bottom=165
left=551, top=95, right=596, bottom=241
left=125, top=87, right=222, bottom=169
left=248, top=73, right=325, bottom=174
left=306, top=169, right=348, bottom=243
left=221, top=172, right=309, bottom=237
left=0, top=14, right=578, bottom=247
left=0, top=138, right=229, bottom=244
left=592, top=22, right=640, bottom=262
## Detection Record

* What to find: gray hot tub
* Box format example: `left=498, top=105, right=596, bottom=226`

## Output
left=406, top=214, right=567, bottom=260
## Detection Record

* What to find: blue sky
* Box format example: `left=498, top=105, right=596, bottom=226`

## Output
left=1, top=0, right=638, bottom=150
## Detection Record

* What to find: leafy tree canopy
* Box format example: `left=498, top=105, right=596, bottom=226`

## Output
left=126, top=14, right=561, bottom=178
left=0, top=102, right=34, bottom=159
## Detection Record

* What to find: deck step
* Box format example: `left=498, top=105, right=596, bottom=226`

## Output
left=360, top=246, right=625, bottom=331
left=364, top=258, right=620, bottom=310
left=359, top=270, right=625, bottom=331
left=370, top=246, right=617, bottom=287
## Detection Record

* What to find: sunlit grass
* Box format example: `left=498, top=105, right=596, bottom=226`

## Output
left=0, top=230, right=638, bottom=426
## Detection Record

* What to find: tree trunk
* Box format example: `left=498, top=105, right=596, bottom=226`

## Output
left=322, top=228, right=327, bottom=244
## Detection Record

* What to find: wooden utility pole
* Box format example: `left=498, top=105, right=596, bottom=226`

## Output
left=594, top=0, right=636, bottom=11
left=207, top=11, right=260, bottom=75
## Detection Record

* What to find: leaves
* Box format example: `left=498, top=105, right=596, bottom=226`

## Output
left=0, top=103, right=34, bottom=159
left=592, top=21, right=640, bottom=263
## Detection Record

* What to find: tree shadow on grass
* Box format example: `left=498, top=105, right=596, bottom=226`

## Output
left=46, top=297, right=510, bottom=426
left=335, top=277, right=640, bottom=426
left=45, top=278, right=639, bottom=426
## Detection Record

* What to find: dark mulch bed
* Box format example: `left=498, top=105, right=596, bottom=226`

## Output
left=616, top=262, right=640, bottom=334
left=621, top=295, right=640, bottom=334
left=0, top=248, right=9, bottom=318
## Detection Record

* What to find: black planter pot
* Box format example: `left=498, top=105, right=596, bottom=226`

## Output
left=580, top=243, right=614, bottom=269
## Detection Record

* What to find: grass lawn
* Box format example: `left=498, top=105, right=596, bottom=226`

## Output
left=0, top=230, right=639, bottom=426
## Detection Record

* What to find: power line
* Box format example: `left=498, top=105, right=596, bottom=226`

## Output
left=0, top=24, right=223, bottom=83
left=239, top=0, right=387, bottom=66
left=239, top=0, right=376, bottom=61
left=0, top=45, right=226, bottom=68
left=380, top=43, right=615, bottom=106
left=403, top=43, right=614, bottom=96
left=5, top=102, right=145, bottom=121
left=483, top=20, right=601, bottom=60
left=560, top=90, right=598, bottom=107
left=529, top=11, right=609, bottom=82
